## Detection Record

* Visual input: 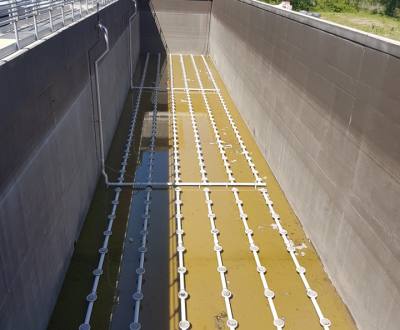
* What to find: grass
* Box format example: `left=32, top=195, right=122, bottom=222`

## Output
left=260, top=0, right=400, bottom=42
left=319, top=11, right=400, bottom=41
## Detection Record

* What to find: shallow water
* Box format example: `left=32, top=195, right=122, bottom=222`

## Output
left=50, top=53, right=355, bottom=330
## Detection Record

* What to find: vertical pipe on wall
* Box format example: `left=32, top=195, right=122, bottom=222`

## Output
left=94, top=22, right=111, bottom=185
left=129, top=0, right=138, bottom=90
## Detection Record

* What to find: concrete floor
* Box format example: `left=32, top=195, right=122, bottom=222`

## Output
left=109, top=54, right=356, bottom=329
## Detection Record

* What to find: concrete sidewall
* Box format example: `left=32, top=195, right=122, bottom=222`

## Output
left=149, top=0, right=212, bottom=54
left=0, top=1, right=140, bottom=329
left=209, top=0, right=400, bottom=329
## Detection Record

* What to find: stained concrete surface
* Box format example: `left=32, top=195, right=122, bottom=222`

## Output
left=150, top=0, right=212, bottom=54
left=208, top=0, right=400, bottom=329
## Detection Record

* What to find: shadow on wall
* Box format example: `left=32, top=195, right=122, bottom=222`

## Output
left=147, top=0, right=213, bottom=54
left=139, top=0, right=169, bottom=54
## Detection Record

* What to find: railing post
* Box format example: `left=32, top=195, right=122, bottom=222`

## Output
left=61, top=2, right=65, bottom=25
left=48, top=0, right=54, bottom=32
left=10, top=0, right=20, bottom=49
left=71, top=0, right=75, bottom=21
left=33, top=14, right=38, bottom=39
left=13, top=20, right=20, bottom=49
left=33, top=0, right=39, bottom=39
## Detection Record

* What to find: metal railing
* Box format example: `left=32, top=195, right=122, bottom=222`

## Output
left=0, top=0, right=115, bottom=58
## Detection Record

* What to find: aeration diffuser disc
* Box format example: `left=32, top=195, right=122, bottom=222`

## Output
left=221, top=289, right=232, bottom=298
left=177, top=245, right=186, bottom=252
left=264, top=289, right=275, bottom=299
left=178, top=290, right=188, bottom=299
left=92, top=268, right=103, bottom=276
left=129, top=322, right=141, bottom=330
left=179, top=320, right=190, bottom=330
left=217, top=266, right=227, bottom=273
left=214, top=245, right=223, bottom=252
left=287, top=246, right=296, bottom=253
left=307, top=289, right=318, bottom=299
left=250, top=245, right=259, bottom=252
left=138, top=246, right=147, bottom=253
left=320, top=318, right=332, bottom=327
left=86, top=293, right=97, bottom=302
left=257, top=266, right=266, bottom=273
left=132, top=292, right=144, bottom=301
left=226, top=319, right=238, bottom=328
left=273, top=318, right=285, bottom=327
left=98, top=247, right=108, bottom=254
left=296, top=266, right=306, bottom=274
left=178, top=266, right=187, bottom=274
left=136, top=267, right=145, bottom=275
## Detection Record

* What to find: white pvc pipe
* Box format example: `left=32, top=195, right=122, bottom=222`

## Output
left=107, top=181, right=266, bottom=188
left=129, top=0, right=138, bottom=90
left=94, top=22, right=111, bottom=186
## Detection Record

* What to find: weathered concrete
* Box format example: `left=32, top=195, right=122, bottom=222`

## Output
left=208, top=1, right=400, bottom=329
left=150, top=0, right=212, bottom=54
left=0, top=0, right=140, bottom=328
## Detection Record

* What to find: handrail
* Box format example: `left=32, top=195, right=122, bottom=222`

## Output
left=0, top=0, right=116, bottom=59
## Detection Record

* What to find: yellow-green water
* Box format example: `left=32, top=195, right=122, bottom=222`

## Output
left=49, top=53, right=356, bottom=330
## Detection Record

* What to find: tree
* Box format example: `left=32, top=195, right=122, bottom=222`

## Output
left=383, top=0, right=399, bottom=16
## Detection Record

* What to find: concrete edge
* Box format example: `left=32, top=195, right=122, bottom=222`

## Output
left=239, top=0, right=400, bottom=59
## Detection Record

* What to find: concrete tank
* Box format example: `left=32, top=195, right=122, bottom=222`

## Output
left=0, top=0, right=399, bottom=329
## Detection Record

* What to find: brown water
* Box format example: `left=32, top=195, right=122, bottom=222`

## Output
left=164, top=54, right=355, bottom=329
left=50, top=53, right=356, bottom=330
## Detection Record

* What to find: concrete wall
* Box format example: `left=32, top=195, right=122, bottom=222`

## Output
left=150, top=0, right=212, bottom=54
left=0, top=1, right=140, bottom=329
left=208, top=1, right=400, bottom=329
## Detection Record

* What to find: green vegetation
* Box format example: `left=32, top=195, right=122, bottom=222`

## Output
left=262, top=0, right=400, bottom=41
left=319, top=10, right=400, bottom=40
